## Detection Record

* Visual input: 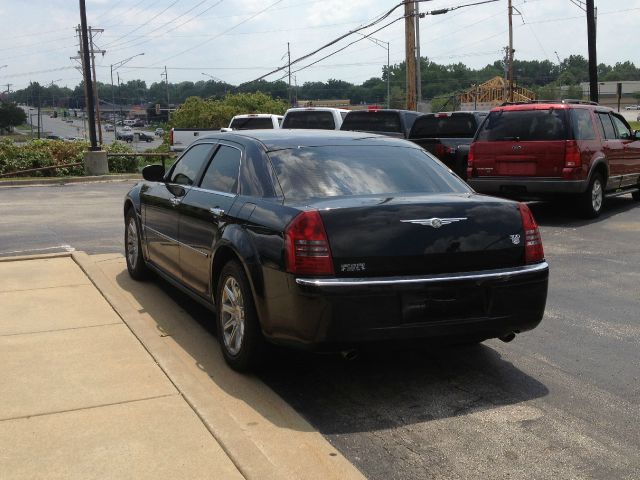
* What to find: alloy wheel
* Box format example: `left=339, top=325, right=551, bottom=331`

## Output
left=591, top=178, right=603, bottom=213
left=126, top=217, right=139, bottom=269
left=220, top=276, right=245, bottom=356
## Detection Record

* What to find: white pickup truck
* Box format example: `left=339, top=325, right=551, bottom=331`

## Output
left=281, top=107, right=349, bottom=130
left=170, top=114, right=282, bottom=152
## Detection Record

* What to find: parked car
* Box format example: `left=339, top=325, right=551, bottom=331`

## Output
left=340, top=108, right=421, bottom=138
left=408, top=111, right=489, bottom=179
left=105, top=124, right=115, bottom=132
left=116, top=131, right=134, bottom=142
left=155, top=128, right=165, bottom=137
left=45, top=134, right=64, bottom=140
left=124, top=130, right=549, bottom=371
left=134, top=131, right=154, bottom=142
left=281, top=107, right=349, bottom=130
left=624, top=105, right=640, bottom=111
left=228, top=114, right=282, bottom=130
left=468, top=100, right=640, bottom=217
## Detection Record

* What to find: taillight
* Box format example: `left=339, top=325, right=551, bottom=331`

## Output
left=169, top=128, right=174, bottom=146
left=467, top=143, right=476, bottom=178
left=285, top=210, right=334, bottom=275
left=564, top=140, right=581, bottom=168
left=434, top=144, right=453, bottom=158
left=518, top=203, right=544, bottom=264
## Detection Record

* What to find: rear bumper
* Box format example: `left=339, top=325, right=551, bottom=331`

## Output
left=261, top=262, right=549, bottom=349
left=469, top=177, right=587, bottom=196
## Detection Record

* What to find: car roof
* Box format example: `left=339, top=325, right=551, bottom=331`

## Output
left=491, top=102, right=614, bottom=112
left=232, top=114, right=282, bottom=118
left=285, top=107, right=350, bottom=113
left=420, top=110, right=489, bottom=116
left=197, top=129, right=417, bottom=151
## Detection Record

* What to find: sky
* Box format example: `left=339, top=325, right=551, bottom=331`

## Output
left=1, top=0, right=639, bottom=93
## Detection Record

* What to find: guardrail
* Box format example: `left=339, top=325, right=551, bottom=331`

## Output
left=106, top=152, right=176, bottom=169
left=0, top=162, right=83, bottom=178
left=0, top=153, right=176, bottom=178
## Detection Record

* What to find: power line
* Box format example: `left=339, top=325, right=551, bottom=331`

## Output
left=106, top=0, right=218, bottom=51
left=101, top=0, right=180, bottom=48
left=149, top=0, right=287, bottom=65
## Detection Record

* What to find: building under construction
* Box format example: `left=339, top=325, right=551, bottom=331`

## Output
left=459, top=76, right=536, bottom=111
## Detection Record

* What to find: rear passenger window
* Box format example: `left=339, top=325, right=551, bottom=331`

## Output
left=570, top=109, right=596, bottom=140
left=200, top=145, right=241, bottom=194
left=611, top=115, right=631, bottom=139
left=597, top=113, right=617, bottom=140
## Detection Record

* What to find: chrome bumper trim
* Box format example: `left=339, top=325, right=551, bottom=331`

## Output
left=295, top=262, right=549, bottom=288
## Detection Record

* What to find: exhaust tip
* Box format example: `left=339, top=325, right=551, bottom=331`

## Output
left=499, top=332, right=516, bottom=343
left=340, top=349, right=359, bottom=361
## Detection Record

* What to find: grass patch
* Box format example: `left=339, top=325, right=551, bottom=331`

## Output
left=629, top=121, right=640, bottom=130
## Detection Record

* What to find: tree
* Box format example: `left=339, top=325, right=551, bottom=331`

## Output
left=169, top=92, right=288, bottom=130
left=0, top=102, right=27, bottom=133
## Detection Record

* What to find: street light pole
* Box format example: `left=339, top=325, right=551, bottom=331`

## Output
left=110, top=53, right=144, bottom=141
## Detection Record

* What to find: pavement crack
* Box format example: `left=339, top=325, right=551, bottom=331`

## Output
left=0, top=321, right=123, bottom=337
left=0, top=393, right=178, bottom=423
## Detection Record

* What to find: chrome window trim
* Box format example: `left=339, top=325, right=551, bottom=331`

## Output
left=144, top=225, right=208, bottom=257
left=190, top=186, right=237, bottom=198
left=296, top=262, right=548, bottom=288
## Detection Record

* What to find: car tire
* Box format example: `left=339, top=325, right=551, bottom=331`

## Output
left=216, top=260, right=265, bottom=372
left=578, top=173, right=604, bottom=218
left=125, top=209, right=149, bottom=280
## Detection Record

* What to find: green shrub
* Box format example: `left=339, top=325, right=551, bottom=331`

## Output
left=105, top=142, right=141, bottom=173
left=0, top=138, right=85, bottom=177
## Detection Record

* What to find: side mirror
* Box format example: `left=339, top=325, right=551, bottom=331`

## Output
left=142, top=164, right=165, bottom=182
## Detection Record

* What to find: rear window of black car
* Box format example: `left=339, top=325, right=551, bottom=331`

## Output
left=411, top=114, right=480, bottom=138
left=340, top=112, right=402, bottom=133
left=268, top=145, right=469, bottom=200
left=282, top=111, right=335, bottom=129
left=476, top=109, right=568, bottom=141
left=229, top=117, right=274, bottom=130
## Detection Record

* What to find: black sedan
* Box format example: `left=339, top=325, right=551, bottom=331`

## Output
left=123, top=130, right=549, bottom=371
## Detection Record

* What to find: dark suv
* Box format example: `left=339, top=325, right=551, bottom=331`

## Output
left=340, top=109, right=421, bottom=138
left=467, top=101, right=640, bottom=217
left=408, top=111, right=488, bottom=179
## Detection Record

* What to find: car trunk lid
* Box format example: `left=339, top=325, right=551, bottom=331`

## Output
left=304, top=194, right=525, bottom=277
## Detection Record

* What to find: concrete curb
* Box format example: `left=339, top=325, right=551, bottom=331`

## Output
left=71, top=252, right=364, bottom=480
left=0, top=174, right=141, bottom=188
left=0, top=252, right=72, bottom=262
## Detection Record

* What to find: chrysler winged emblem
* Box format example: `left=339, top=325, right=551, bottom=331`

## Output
left=400, top=217, right=467, bottom=228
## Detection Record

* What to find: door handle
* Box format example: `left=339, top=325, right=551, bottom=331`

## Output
left=209, top=207, right=225, bottom=217
left=170, top=197, right=181, bottom=206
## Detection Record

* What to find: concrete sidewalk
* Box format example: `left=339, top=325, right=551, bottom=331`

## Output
left=0, top=253, right=363, bottom=480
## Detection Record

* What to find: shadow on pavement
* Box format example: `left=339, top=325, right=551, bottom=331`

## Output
left=528, top=195, right=637, bottom=227
left=116, top=268, right=548, bottom=435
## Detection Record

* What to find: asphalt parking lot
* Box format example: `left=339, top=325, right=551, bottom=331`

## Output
left=0, top=181, right=638, bottom=479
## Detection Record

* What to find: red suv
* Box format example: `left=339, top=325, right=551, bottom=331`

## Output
left=467, top=101, right=640, bottom=217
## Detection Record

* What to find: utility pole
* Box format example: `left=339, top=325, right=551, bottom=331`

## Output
left=507, top=0, right=514, bottom=102
left=287, top=42, right=292, bottom=106
left=162, top=66, right=170, bottom=107
left=78, top=0, right=98, bottom=150
left=415, top=1, right=421, bottom=108
left=404, top=1, right=417, bottom=110
left=586, top=0, right=598, bottom=103
left=88, top=26, right=105, bottom=145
